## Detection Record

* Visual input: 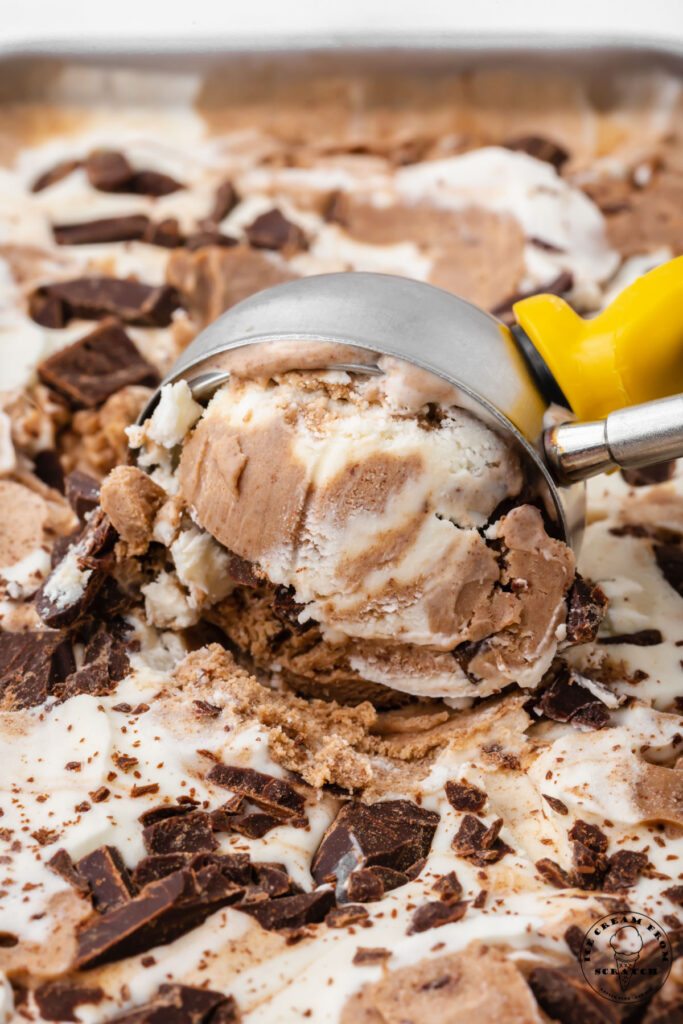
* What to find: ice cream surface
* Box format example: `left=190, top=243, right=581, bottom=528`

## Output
left=0, top=60, right=681, bottom=1024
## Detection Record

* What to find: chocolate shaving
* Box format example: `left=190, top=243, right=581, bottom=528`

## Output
left=143, top=811, right=218, bottom=856
left=451, top=814, right=513, bottom=865
left=504, top=136, right=570, bottom=170
left=53, top=215, right=150, bottom=246
left=237, top=888, right=335, bottom=932
left=599, top=628, right=663, bottom=646
left=245, top=208, right=307, bottom=251
left=445, top=779, right=487, bottom=814
left=408, top=899, right=468, bottom=934
left=60, top=622, right=132, bottom=698
left=76, top=845, right=135, bottom=912
left=0, top=630, right=72, bottom=710
left=31, top=158, right=82, bottom=193
left=654, top=543, right=683, bottom=598
left=206, top=763, right=306, bottom=821
left=34, top=982, right=104, bottom=1022
left=565, top=575, right=609, bottom=644
left=30, top=277, right=180, bottom=329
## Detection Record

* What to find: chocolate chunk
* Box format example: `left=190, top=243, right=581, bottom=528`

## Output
left=311, top=800, right=439, bottom=897
left=145, top=218, right=184, bottom=248
left=472, top=889, right=487, bottom=908
left=654, top=543, right=683, bottom=598
left=346, top=869, right=384, bottom=903
left=203, top=180, right=238, bottom=226
left=542, top=794, right=569, bottom=815
left=504, top=136, right=570, bottom=171
left=569, top=820, right=608, bottom=853
left=207, top=764, right=306, bottom=821
left=366, top=865, right=409, bottom=892
left=225, top=551, right=267, bottom=586
left=47, top=848, right=90, bottom=897
left=65, top=471, right=101, bottom=521
left=132, top=853, right=191, bottom=888
left=451, top=814, right=513, bottom=865
left=564, top=924, right=585, bottom=959
left=245, top=208, right=307, bottom=251
left=0, top=933, right=17, bottom=947
left=490, top=271, right=573, bottom=326
left=408, top=900, right=468, bottom=935
left=127, top=170, right=184, bottom=197
left=76, top=845, right=135, bottom=912
left=237, top=888, right=335, bottom=932
left=326, top=904, right=369, bottom=928
left=34, top=982, right=104, bottom=1022
left=599, top=628, right=663, bottom=646
left=37, top=319, right=159, bottom=408
left=33, top=449, right=65, bottom=493
left=139, top=802, right=199, bottom=827
left=565, top=575, right=609, bottom=644
left=432, top=871, right=463, bottom=904
left=192, top=852, right=252, bottom=888
left=664, top=885, right=683, bottom=906
left=568, top=820, right=608, bottom=890
left=535, top=857, right=573, bottom=889
left=35, top=508, right=116, bottom=628
left=528, top=965, right=617, bottom=1024
left=143, top=811, right=218, bottom=856
left=272, top=585, right=314, bottom=632
left=352, top=947, right=391, bottom=965
left=218, top=810, right=284, bottom=839
left=621, top=461, right=676, bottom=486
left=106, top=984, right=235, bottom=1024
left=61, top=622, right=131, bottom=698
left=535, top=663, right=609, bottom=729
left=603, top=849, right=648, bottom=892
left=31, top=158, right=82, bottom=193
left=0, top=630, right=71, bottom=709
left=252, top=862, right=297, bottom=898
left=75, top=867, right=244, bottom=969
left=445, top=779, right=487, bottom=814
left=185, top=231, right=238, bottom=251
left=30, top=277, right=180, bottom=329
left=324, top=190, right=348, bottom=225
left=86, top=150, right=135, bottom=192
left=53, top=215, right=150, bottom=246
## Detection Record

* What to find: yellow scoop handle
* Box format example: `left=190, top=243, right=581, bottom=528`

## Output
left=513, top=256, right=683, bottom=421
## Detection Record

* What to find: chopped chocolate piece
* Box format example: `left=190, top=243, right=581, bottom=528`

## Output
left=107, top=984, right=234, bottom=1024
left=472, top=889, right=487, bottom=908
left=535, top=663, right=609, bottom=729
left=432, top=871, right=463, bottom=904
left=192, top=852, right=252, bottom=887
left=203, top=180, right=238, bottom=226
left=565, top=575, right=609, bottom=644
left=272, top=585, right=314, bottom=632
left=451, top=814, right=513, bottom=866
left=143, top=811, right=218, bottom=856
left=445, top=779, right=487, bottom=814
left=132, top=853, right=191, bottom=888
left=185, top=231, right=238, bottom=251
left=352, top=947, right=391, bottom=965
left=193, top=699, right=222, bottom=717
left=404, top=857, right=427, bottom=882
left=145, top=218, right=184, bottom=248
left=46, top=848, right=89, bottom=897
left=504, top=135, right=570, bottom=170
left=65, top=471, right=100, bottom=521
left=131, top=783, right=160, bottom=797
left=654, top=543, right=683, bottom=598
left=207, top=763, right=306, bottom=821
left=35, top=508, right=116, bottom=628
left=542, top=794, right=569, bottom=815
left=33, top=449, right=65, bottom=493
left=31, top=158, right=82, bottom=193
left=621, top=461, right=676, bottom=486
left=408, top=899, right=468, bottom=934
left=252, top=862, right=296, bottom=898
left=75, top=868, right=244, bottom=968
left=346, top=869, right=384, bottom=903
left=245, top=208, right=307, bottom=251
left=311, top=800, right=439, bottom=895
left=30, top=277, right=180, bottom=329
left=86, top=150, right=134, bottom=192
left=53, top=215, right=150, bottom=246
left=37, top=319, right=159, bottom=408
left=113, top=753, right=139, bottom=771
left=61, top=622, right=131, bottom=698
left=568, top=820, right=608, bottom=853
left=127, top=170, right=184, bottom=197
left=535, top=857, right=573, bottom=889
left=326, top=904, right=369, bottom=929
left=569, top=820, right=608, bottom=889
left=0, top=630, right=71, bottom=710
left=34, top=982, right=104, bottom=1022
left=90, top=786, right=110, bottom=803
left=237, top=888, right=335, bottom=932
left=564, top=924, right=585, bottom=959
left=603, top=849, right=648, bottom=892
left=664, top=885, right=683, bottom=905
left=490, top=270, right=573, bottom=326
left=366, top=865, right=409, bottom=892
left=226, top=551, right=267, bottom=586
left=222, top=811, right=284, bottom=839
left=528, top=964, right=618, bottom=1024
left=32, top=827, right=60, bottom=846
left=76, top=845, right=135, bottom=912
left=599, top=628, right=663, bottom=646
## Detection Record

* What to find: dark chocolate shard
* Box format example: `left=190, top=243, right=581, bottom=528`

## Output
left=346, top=869, right=384, bottom=903
left=0, top=630, right=71, bottom=710
left=408, top=899, right=468, bottom=935
left=185, top=231, right=238, bottom=251
left=237, top=888, right=335, bottom=932
left=599, top=628, right=663, bottom=646
left=31, top=158, right=82, bottom=193
left=202, top=180, right=238, bottom=226
left=535, top=857, right=573, bottom=889
left=34, top=981, right=104, bottom=1022
left=75, top=867, right=244, bottom=969
left=30, top=277, right=180, bottom=329
left=325, top=904, right=369, bottom=929
left=654, top=543, right=683, bottom=598
left=61, top=622, right=132, bottom=698
left=565, top=575, right=609, bottom=644
left=225, top=551, right=267, bottom=586
left=192, top=852, right=252, bottom=888
left=542, top=793, right=569, bottom=815
left=564, top=924, right=585, bottom=959
left=535, top=663, right=610, bottom=729
left=35, top=508, right=116, bottom=628
left=528, top=964, right=619, bottom=1024
left=86, top=150, right=135, bottom=192
left=106, top=984, right=235, bottom=1024
left=131, top=853, right=191, bottom=889
left=37, top=319, right=159, bottom=408
left=664, top=885, right=683, bottom=906
left=207, top=763, right=306, bottom=821
left=127, top=170, right=184, bottom=197
left=138, top=802, right=200, bottom=827
left=311, top=799, right=439, bottom=897
left=432, top=871, right=463, bottom=904
left=143, top=811, right=218, bottom=856
left=568, top=820, right=608, bottom=890
left=451, top=814, right=513, bottom=866
left=145, top=218, right=184, bottom=248
left=76, top=845, right=136, bottom=912
left=53, top=215, right=151, bottom=246
left=65, top=471, right=101, bottom=521
left=603, top=849, right=648, bottom=892
left=46, top=848, right=90, bottom=898
left=251, top=862, right=298, bottom=898
left=504, top=135, right=570, bottom=171
left=445, top=779, right=487, bottom=814
left=33, top=449, right=65, bottom=493
left=245, top=208, right=307, bottom=251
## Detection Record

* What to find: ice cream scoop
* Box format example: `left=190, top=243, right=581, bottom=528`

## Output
left=137, top=257, right=683, bottom=551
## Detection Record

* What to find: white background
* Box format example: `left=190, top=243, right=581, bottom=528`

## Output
left=2, top=0, right=683, bottom=49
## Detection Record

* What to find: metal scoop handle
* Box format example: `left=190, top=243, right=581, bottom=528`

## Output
left=544, top=393, right=683, bottom=484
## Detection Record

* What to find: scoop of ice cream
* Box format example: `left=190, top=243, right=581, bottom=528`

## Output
left=127, top=361, right=575, bottom=701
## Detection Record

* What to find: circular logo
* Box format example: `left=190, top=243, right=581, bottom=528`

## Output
left=580, top=911, right=672, bottom=1004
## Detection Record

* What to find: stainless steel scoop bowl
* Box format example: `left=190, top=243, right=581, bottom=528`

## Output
left=138, top=272, right=683, bottom=551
